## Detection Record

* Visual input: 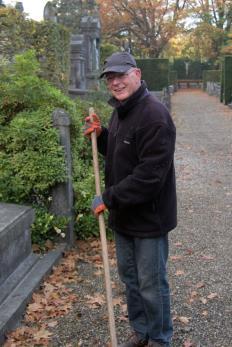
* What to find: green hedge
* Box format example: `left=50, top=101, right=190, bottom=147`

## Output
left=0, top=50, right=112, bottom=244
left=0, top=8, right=33, bottom=58
left=220, top=59, right=224, bottom=103
left=202, top=70, right=221, bottom=90
left=0, top=7, right=70, bottom=92
left=172, top=59, right=216, bottom=80
left=136, top=59, right=169, bottom=91
left=33, top=21, right=70, bottom=92
left=224, top=56, right=232, bottom=105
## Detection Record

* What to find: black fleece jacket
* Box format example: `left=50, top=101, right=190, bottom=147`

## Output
left=97, top=81, right=177, bottom=238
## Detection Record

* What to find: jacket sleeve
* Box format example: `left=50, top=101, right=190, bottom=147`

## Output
left=97, top=126, right=108, bottom=156
left=102, top=123, right=176, bottom=209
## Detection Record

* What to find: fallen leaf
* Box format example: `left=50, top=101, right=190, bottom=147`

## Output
left=188, top=290, right=198, bottom=303
left=196, top=281, right=205, bottom=289
left=45, top=239, right=54, bottom=250
left=47, top=321, right=58, bottom=328
left=111, top=281, right=117, bottom=289
left=200, top=297, right=207, bottom=304
left=215, top=179, right=222, bottom=184
left=110, top=258, right=117, bottom=266
left=179, top=316, right=190, bottom=324
left=120, top=303, right=128, bottom=314
left=200, top=254, right=215, bottom=261
left=185, top=248, right=194, bottom=255
left=33, top=328, right=52, bottom=341
left=170, top=255, right=184, bottom=261
left=32, top=244, right=41, bottom=252
left=118, top=314, right=128, bottom=321
left=207, top=292, right=218, bottom=299
left=27, top=302, right=43, bottom=312
left=94, top=269, right=103, bottom=276
left=85, top=294, right=105, bottom=308
left=175, top=270, right=185, bottom=276
left=113, top=297, right=124, bottom=306
left=190, top=291, right=198, bottom=298
left=183, top=339, right=193, bottom=347
left=174, top=242, right=183, bottom=247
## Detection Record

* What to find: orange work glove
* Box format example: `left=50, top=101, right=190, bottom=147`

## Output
left=84, top=113, right=102, bottom=137
left=91, top=195, right=107, bottom=216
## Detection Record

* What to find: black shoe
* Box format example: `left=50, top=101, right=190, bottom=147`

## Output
left=119, top=332, right=148, bottom=347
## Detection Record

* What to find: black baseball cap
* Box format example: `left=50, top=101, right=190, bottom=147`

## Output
left=100, top=52, right=137, bottom=78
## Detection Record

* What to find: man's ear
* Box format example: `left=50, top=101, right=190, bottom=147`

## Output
left=135, top=68, right=142, bottom=79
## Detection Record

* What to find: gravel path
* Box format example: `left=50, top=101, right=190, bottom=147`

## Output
left=7, top=90, right=231, bottom=347
left=169, top=90, right=232, bottom=347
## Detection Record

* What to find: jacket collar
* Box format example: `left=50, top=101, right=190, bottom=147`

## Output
left=108, top=80, right=149, bottom=118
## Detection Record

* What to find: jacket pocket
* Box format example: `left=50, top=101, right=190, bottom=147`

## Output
left=114, top=202, right=161, bottom=233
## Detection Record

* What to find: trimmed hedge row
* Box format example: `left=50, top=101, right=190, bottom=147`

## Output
left=171, top=59, right=216, bottom=80
left=136, top=59, right=169, bottom=91
left=221, top=55, right=232, bottom=105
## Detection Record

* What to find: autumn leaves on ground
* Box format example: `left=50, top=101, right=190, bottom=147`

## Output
left=3, top=240, right=124, bottom=347
left=4, top=238, right=219, bottom=347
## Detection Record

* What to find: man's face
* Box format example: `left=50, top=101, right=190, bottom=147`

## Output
left=104, top=68, right=141, bottom=101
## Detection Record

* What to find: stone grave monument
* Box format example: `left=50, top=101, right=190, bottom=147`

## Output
left=43, top=0, right=101, bottom=97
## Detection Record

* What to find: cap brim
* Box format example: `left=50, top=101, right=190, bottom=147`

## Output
left=99, top=65, right=131, bottom=79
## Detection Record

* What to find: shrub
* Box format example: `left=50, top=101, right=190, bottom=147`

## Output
left=224, top=56, right=232, bottom=105
left=0, top=49, right=112, bottom=243
left=136, top=59, right=169, bottom=91
left=0, top=7, right=70, bottom=93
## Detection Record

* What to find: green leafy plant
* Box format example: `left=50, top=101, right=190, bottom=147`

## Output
left=0, top=49, right=113, bottom=243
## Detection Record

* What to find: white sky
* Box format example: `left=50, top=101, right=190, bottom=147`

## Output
left=4, top=0, right=48, bottom=21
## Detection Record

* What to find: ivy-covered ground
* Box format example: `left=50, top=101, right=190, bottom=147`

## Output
left=3, top=91, right=232, bottom=347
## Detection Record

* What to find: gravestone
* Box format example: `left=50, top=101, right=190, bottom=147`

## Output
left=0, top=203, right=65, bottom=343
left=43, top=0, right=101, bottom=96
left=51, top=109, right=74, bottom=245
left=80, top=15, right=100, bottom=90
left=70, top=34, right=87, bottom=90
left=0, top=204, right=34, bottom=287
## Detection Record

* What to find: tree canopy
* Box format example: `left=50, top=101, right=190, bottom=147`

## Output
left=45, top=0, right=231, bottom=60
left=50, top=0, right=98, bottom=33
left=98, top=0, right=231, bottom=60
left=98, top=0, right=188, bottom=57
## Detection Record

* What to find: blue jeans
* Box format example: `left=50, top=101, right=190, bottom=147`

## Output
left=115, top=232, right=173, bottom=346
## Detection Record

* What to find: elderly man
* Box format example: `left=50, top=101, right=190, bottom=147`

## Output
left=84, top=52, right=177, bottom=347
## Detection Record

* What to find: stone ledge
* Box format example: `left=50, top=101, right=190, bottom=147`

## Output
left=0, top=243, right=66, bottom=344
left=0, top=203, right=34, bottom=287
left=0, top=253, right=39, bottom=305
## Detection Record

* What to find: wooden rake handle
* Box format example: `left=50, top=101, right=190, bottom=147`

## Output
left=89, top=107, right=117, bottom=347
